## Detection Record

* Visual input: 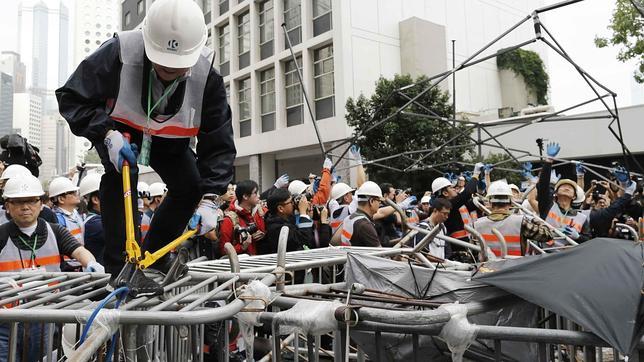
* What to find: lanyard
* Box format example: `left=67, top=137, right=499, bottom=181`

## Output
left=17, top=234, right=39, bottom=269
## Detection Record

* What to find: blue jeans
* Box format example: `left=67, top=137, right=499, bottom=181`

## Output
left=0, top=323, right=50, bottom=362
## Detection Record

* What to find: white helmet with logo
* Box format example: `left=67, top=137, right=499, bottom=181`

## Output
left=355, top=181, right=382, bottom=200
left=431, top=177, right=453, bottom=194
left=137, top=181, right=150, bottom=198
left=149, top=182, right=167, bottom=198
left=49, top=177, right=79, bottom=198
left=79, top=173, right=102, bottom=198
left=330, top=182, right=354, bottom=201
left=288, top=180, right=308, bottom=196
left=3, top=174, right=44, bottom=199
left=0, top=164, right=31, bottom=181
left=142, top=0, right=207, bottom=68
left=487, top=181, right=513, bottom=203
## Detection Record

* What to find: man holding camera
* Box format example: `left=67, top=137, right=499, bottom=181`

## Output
left=218, top=180, right=265, bottom=256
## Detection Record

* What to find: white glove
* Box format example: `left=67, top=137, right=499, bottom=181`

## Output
left=323, top=158, right=333, bottom=170
left=624, top=180, right=636, bottom=196
left=398, top=196, right=417, bottom=210
left=104, top=130, right=138, bottom=173
left=550, top=170, right=561, bottom=184
left=473, top=162, right=484, bottom=177
left=349, top=145, right=362, bottom=165
left=189, top=199, right=220, bottom=235
left=274, top=174, right=289, bottom=188
left=85, top=261, right=105, bottom=273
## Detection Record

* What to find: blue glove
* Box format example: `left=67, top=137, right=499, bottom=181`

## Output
left=562, top=225, right=579, bottom=240
left=483, top=164, right=494, bottom=173
left=612, top=166, right=629, bottom=184
left=546, top=142, right=560, bottom=158
left=463, top=171, right=473, bottom=182
left=312, top=178, right=321, bottom=194
left=522, top=162, right=533, bottom=173
left=443, top=172, right=455, bottom=183
left=574, top=161, right=585, bottom=176
left=104, top=130, right=138, bottom=173
left=477, top=179, right=486, bottom=191
left=398, top=196, right=417, bottom=210
left=349, top=145, right=362, bottom=165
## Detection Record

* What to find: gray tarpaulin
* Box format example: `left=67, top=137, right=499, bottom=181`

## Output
left=474, top=238, right=644, bottom=355
left=345, top=252, right=538, bottom=361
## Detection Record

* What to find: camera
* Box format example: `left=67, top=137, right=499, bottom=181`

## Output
left=312, top=204, right=325, bottom=221
left=294, top=192, right=313, bottom=204
left=234, top=223, right=258, bottom=241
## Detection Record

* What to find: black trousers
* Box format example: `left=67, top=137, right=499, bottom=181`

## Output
left=97, top=132, right=202, bottom=276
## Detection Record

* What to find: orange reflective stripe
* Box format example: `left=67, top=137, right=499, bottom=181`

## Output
left=112, top=116, right=199, bottom=137
left=481, top=234, right=521, bottom=243
left=342, top=229, right=352, bottom=240
left=140, top=224, right=150, bottom=232
left=330, top=220, right=342, bottom=228
left=0, top=254, right=62, bottom=272
left=70, top=228, right=82, bottom=236
left=450, top=230, right=468, bottom=239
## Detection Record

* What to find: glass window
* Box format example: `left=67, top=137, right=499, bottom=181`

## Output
left=314, top=45, right=335, bottom=119
left=283, top=0, right=301, bottom=32
left=237, top=11, right=250, bottom=55
left=260, top=68, right=275, bottom=115
left=285, top=57, right=303, bottom=126
left=218, top=24, right=230, bottom=64
left=124, top=12, right=131, bottom=26
left=258, top=0, right=274, bottom=45
left=137, top=0, right=144, bottom=15
left=219, top=0, right=229, bottom=15
left=238, top=77, right=251, bottom=121
left=313, top=0, right=331, bottom=18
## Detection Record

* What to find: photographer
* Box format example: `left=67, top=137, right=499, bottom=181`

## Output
left=218, top=180, right=265, bottom=256
left=582, top=169, right=637, bottom=237
left=259, top=188, right=315, bottom=254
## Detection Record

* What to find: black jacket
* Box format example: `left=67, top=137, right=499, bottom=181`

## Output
left=442, top=177, right=478, bottom=238
left=588, top=194, right=633, bottom=237
left=258, top=214, right=314, bottom=255
left=55, top=36, right=235, bottom=195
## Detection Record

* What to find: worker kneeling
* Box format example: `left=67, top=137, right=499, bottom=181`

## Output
left=474, top=181, right=553, bottom=257
left=0, top=175, right=103, bottom=362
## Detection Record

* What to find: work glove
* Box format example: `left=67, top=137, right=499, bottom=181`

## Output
left=574, top=161, right=585, bottom=176
left=473, top=162, right=484, bottom=177
left=85, top=261, right=105, bottom=274
left=561, top=225, right=580, bottom=240
left=462, top=171, right=473, bottom=182
left=443, top=172, right=456, bottom=184
left=550, top=170, right=561, bottom=185
left=323, top=157, right=333, bottom=170
left=611, top=166, right=630, bottom=184
left=189, top=199, right=220, bottom=236
left=483, top=164, right=494, bottom=173
left=312, top=178, right=321, bottom=194
left=274, top=174, right=289, bottom=189
left=104, top=130, right=138, bottom=173
left=331, top=172, right=341, bottom=184
left=349, top=145, right=362, bottom=165
left=398, top=196, right=417, bottom=210
left=624, top=180, right=636, bottom=196
left=546, top=142, right=560, bottom=159
left=477, top=179, right=487, bottom=193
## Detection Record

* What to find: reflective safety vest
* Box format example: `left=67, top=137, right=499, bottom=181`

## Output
left=329, top=205, right=350, bottom=236
left=140, top=209, right=154, bottom=241
left=545, top=204, right=587, bottom=233
left=406, top=209, right=420, bottom=225
left=106, top=30, right=212, bottom=138
left=474, top=214, right=523, bottom=257
left=417, top=221, right=446, bottom=259
left=449, top=205, right=478, bottom=239
left=341, top=214, right=368, bottom=246
left=0, top=223, right=62, bottom=273
left=0, top=207, right=7, bottom=225
left=54, top=207, right=85, bottom=245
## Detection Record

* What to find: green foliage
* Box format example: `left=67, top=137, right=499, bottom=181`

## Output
left=83, top=148, right=101, bottom=164
left=472, top=153, right=523, bottom=186
left=595, top=0, right=644, bottom=83
left=496, top=49, right=549, bottom=105
left=345, top=74, right=473, bottom=192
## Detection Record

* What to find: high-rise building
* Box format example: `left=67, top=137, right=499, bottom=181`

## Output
left=73, top=0, right=121, bottom=65
left=12, top=93, right=42, bottom=148
left=0, top=52, right=27, bottom=93
left=0, top=73, right=14, bottom=136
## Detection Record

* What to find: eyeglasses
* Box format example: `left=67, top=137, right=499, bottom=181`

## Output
left=8, top=198, right=41, bottom=206
left=278, top=198, right=294, bottom=206
left=62, top=191, right=78, bottom=197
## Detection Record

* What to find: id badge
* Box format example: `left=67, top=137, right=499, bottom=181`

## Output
left=138, top=133, right=152, bottom=166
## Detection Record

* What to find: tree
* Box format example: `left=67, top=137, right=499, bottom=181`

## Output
left=345, top=74, right=473, bottom=193
left=595, top=0, right=644, bottom=83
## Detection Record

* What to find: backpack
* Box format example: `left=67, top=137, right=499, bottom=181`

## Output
left=0, top=134, right=42, bottom=177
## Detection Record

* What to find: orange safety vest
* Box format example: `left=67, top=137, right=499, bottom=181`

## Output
left=474, top=214, right=523, bottom=257
left=449, top=205, right=478, bottom=239
left=340, top=214, right=368, bottom=246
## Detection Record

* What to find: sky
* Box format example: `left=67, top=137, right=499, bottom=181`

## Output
left=0, top=0, right=641, bottom=114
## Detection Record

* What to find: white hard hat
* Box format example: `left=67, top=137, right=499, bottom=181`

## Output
left=431, top=177, right=453, bottom=194
left=137, top=181, right=150, bottom=198
left=142, top=0, right=207, bottom=69
left=420, top=195, right=431, bottom=204
left=487, top=181, right=513, bottom=203
left=355, top=181, right=382, bottom=200
left=49, top=177, right=79, bottom=198
left=288, top=180, right=308, bottom=196
left=3, top=174, right=44, bottom=199
left=0, top=164, right=31, bottom=181
left=331, top=182, right=354, bottom=201
left=574, top=185, right=585, bottom=204
left=79, top=173, right=102, bottom=198
left=149, top=182, right=167, bottom=197
left=509, top=184, right=521, bottom=193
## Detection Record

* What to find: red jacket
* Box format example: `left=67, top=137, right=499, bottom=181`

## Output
left=218, top=201, right=266, bottom=256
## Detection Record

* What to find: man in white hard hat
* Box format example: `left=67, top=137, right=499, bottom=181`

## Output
left=56, top=0, right=235, bottom=278
left=80, top=173, right=105, bottom=264
left=341, top=181, right=382, bottom=247
left=49, top=177, right=85, bottom=245
left=141, top=182, right=167, bottom=240
left=328, top=182, right=356, bottom=236
left=0, top=175, right=103, bottom=361
left=474, top=181, right=553, bottom=257
left=0, top=165, right=58, bottom=225
left=137, top=181, right=150, bottom=213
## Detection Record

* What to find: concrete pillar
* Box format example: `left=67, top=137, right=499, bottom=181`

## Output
left=249, top=154, right=261, bottom=184
left=260, top=153, right=276, bottom=192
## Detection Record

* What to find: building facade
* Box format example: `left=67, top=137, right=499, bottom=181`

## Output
left=0, top=52, right=27, bottom=94
left=12, top=93, right=42, bottom=148
left=73, top=0, right=121, bottom=65
left=0, top=73, right=14, bottom=137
